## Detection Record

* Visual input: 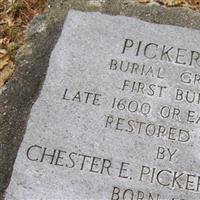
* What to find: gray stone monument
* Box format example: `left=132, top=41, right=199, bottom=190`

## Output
left=1, top=1, right=200, bottom=199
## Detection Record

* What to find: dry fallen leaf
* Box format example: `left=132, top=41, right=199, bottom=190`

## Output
left=139, top=0, right=150, bottom=3
left=158, top=0, right=186, bottom=6
left=0, top=49, right=7, bottom=54
left=0, top=55, right=9, bottom=69
left=0, top=60, right=14, bottom=87
left=0, top=49, right=7, bottom=59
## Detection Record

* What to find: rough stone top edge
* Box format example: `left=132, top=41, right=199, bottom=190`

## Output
left=17, top=2, right=200, bottom=63
left=67, top=8, right=200, bottom=33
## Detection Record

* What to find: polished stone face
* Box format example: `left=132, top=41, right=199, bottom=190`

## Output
left=5, top=10, right=200, bottom=199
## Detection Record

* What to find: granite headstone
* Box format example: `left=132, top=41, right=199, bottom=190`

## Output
left=5, top=10, right=200, bottom=199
